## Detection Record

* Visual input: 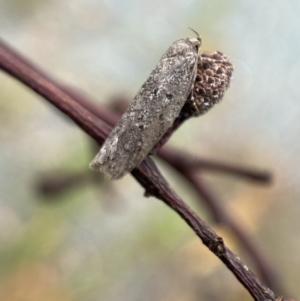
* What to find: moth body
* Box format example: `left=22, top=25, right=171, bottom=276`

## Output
left=90, top=38, right=200, bottom=179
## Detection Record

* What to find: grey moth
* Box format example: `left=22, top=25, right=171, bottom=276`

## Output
left=90, top=34, right=233, bottom=180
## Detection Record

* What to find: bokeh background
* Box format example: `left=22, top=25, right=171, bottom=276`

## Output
left=1, top=0, right=300, bottom=300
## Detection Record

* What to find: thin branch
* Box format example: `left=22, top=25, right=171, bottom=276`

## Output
left=158, top=147, right=272, bottom=183
left=163, top=158, right=280, bottom=291
left=0, top=38, right=287, bottom=301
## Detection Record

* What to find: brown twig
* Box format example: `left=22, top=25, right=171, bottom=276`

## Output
left=0, top=38, right=287, bottom=301
left=160, top=150, right=280, bottom=290
left=158, top=147, right=272, bottom=183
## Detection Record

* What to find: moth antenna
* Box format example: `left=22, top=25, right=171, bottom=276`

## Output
left=188, top=27, right=202, bottom=46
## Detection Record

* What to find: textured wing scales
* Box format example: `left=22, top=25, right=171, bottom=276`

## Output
left=90, top=38, right=198, bottom=179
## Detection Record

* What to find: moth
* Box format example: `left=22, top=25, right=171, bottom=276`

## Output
left=90, top=32, right=233, bottom=180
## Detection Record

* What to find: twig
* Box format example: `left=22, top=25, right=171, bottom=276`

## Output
left=0, top=38, right=290, bottom=301
left=161, top=154, right=280, bottom=291
left=158, top=147, right=272, bottom=183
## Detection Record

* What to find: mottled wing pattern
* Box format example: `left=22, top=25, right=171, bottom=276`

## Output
left=90, top=38, right=198, bottom=179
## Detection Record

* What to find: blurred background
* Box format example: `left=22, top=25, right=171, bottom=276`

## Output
left=0, top=0, right=300, bottom=300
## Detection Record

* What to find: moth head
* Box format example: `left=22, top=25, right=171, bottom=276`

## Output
left=188, top=27, right=202, bottom=52
left=186, top=50, right=234, bottom=116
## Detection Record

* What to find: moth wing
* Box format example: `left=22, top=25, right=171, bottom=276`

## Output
left=90, top=38, right=198, bottom=179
